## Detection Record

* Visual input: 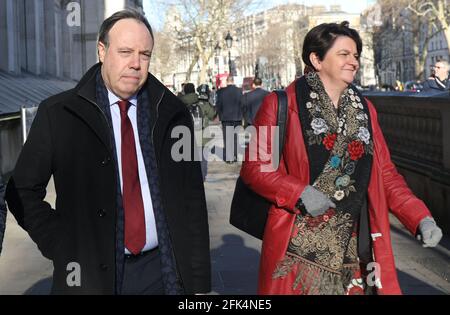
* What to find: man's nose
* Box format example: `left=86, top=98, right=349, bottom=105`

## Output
left=129, top=53, right=140, bottom=70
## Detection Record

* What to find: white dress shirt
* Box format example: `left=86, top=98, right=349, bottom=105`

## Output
left=107, top=89, right=158, bottom=254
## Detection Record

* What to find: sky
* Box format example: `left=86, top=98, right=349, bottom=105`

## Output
left=143, top=0, right=376, bottom=31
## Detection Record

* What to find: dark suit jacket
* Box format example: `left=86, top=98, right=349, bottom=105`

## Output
left=242, top=88, right=269, bottom=125
left=5, top=63, right=211, bottom=294
left=216, top=85, right=243, bottom=122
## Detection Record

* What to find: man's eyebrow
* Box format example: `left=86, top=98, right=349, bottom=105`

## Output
left=116, top=47, right=151, bottom=54
left=337, top=49, right=357, bottom=54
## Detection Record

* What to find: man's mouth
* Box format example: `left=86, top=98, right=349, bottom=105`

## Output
left=122, top=75, right=140, bottom=81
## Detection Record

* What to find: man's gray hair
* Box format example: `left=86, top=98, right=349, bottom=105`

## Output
left=436, top=59, right=449, bottom=68
left=98, top=9, right=154, bottom=47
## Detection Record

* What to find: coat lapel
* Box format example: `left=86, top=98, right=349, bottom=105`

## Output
left=144, top=73, right=185, bottom=159
left=64, top=64, right=112, bottom=150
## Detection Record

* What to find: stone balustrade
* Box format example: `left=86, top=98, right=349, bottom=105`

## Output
left=364, top=92, right=450, bottom=234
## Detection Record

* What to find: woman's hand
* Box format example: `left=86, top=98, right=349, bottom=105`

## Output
left=417, top=217, right=443, bottom=248
left=300, top=185, right=336, bottom=217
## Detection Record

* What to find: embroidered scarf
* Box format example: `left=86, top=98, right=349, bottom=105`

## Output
left=273, top=72, right=374, bottom=295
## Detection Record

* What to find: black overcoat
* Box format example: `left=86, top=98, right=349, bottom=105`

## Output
left=6, top=64, right=211, bottom=294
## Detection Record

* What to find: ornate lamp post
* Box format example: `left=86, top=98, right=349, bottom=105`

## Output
left=225, top=31, right=233, bottom=75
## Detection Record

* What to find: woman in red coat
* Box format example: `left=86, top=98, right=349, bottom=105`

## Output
left=240, top=22, right=443, bottom=295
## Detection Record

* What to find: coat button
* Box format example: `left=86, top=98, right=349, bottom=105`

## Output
left=100, top=264, right=108, bottom=271
left=98, top=209, right=107, bottom=217
left=101, top=156, right=111, bottom=166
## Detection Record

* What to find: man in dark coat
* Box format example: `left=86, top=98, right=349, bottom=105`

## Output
left=423, top=60, right=450, bottom=92
left=216, top=76, right=243, bottom=163
left=0, top=174, right=6, bottom=256
left=5, top=10, right=210, bottom=295
left=242, top=77, right=269, bottom=126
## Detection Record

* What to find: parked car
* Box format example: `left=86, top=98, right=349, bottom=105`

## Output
left=404, top=81, right=424, bottom=93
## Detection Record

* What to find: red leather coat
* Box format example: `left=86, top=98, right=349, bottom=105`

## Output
left=240, top=80, right=431, bottom=295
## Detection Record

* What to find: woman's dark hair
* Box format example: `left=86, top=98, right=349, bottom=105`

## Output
left=302, top=21, right=362, bottom=71
left=98, top=9, right=154, bottom=47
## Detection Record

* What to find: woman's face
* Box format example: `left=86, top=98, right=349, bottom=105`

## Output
left=311, top=36, right=360, bottom=90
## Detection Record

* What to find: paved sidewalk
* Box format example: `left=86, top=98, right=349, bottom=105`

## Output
left=0, top=156, right=449, bottom=295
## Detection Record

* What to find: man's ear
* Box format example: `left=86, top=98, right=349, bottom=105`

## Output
left=309, top=52, right=321, bottom=71
left=98, top=42, right=106, bottom=63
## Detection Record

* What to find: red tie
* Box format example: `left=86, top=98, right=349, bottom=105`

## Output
left=118, top=100, right=146, bottom=255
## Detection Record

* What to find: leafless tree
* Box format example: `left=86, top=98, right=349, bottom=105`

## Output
left=373, top=0, right=449, bottom=80
left=151, top=31, right=178, bottom=85
left=162, top=0, right=260, bottom=85
left=407, top=0, right=450, bottom=55
left=255, top=18, right=308, bottom=86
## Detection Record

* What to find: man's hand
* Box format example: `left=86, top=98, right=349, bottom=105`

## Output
left=417, top=217, right=443, bottom=248
left=300, top=185, right=336, bottom=217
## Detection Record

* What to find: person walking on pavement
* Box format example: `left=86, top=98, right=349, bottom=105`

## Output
left=242, top=77, right=269, bottom=126
left=240, top=21, right=443, bottom=295
left=216, top=76, right=243, bottom=163
left=5, top=9, right=211, bottom=295
left=0, top=174, right=6, bottom=256
left=423, top=59, right=450, bottom=92
left=180, top=83, right=216, bottom=132
left=197, top=84, right=217, bottom=129
left=180, top=83, right=216, bottom=181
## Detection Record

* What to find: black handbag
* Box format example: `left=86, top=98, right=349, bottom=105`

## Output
left=229, top=90, right=288, bottom=240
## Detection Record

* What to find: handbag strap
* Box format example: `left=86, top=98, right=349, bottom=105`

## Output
left=274, top=90, right=288, bottom=168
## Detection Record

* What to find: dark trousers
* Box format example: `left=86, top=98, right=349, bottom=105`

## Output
left=222, top=121, right=241, bottom=162
left=121, top=248, right=165, bottom=295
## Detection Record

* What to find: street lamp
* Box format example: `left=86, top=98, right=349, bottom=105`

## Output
left=225, top=31, right=233, bottom=75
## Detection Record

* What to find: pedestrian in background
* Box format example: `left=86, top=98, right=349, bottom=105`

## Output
left=242, top=77, right=269, bottom=126
left=180, top=83, right=216, bottom=131
left=240, top=21, right=442, bottom=295
left=180, top=83, right=216, bottom=181
left=197, top=84, right=217, bottom=129
left=216, top=76, right=243, bottom=163
left=423, top=59, right=450, bottom=92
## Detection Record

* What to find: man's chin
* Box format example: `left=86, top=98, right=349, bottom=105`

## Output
left=119, top=85, right=144, bottom=97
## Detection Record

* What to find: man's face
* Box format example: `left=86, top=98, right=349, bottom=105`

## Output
left=98, top=19, right=153, bottom=100
left=434, top=61, right=449, bottom=81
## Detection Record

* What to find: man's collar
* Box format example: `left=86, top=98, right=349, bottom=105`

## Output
left=435, top=77, right=447, bottom=89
